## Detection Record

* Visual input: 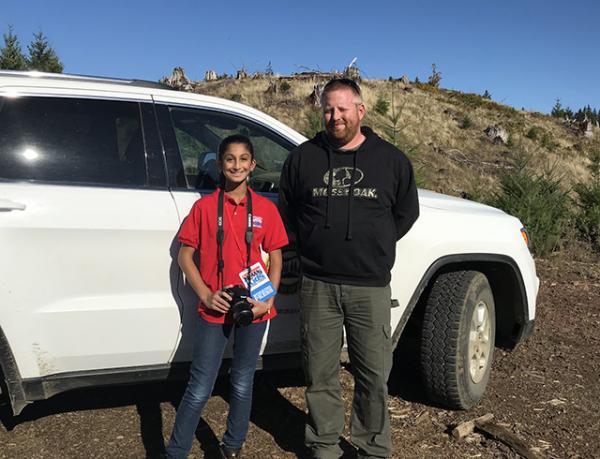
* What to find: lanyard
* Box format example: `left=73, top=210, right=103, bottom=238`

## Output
left=217, top=189, right=253, bottom=290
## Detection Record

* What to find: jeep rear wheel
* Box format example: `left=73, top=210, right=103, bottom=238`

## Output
left=420, top=270, right=496, bottom=409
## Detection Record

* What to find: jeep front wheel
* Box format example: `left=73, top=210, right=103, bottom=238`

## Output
left=420, top=270, right=496, bottom=409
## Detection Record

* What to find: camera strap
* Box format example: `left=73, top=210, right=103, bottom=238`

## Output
left=216, top=188, right=253, bottom=291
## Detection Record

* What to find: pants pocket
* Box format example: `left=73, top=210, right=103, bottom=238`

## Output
left=383, top=323, right=392, bottom=378
left=353, top=324, right=392, bottom=433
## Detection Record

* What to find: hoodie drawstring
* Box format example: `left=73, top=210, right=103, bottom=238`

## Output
left=346, top=151, right=357, bottom=240
left=322, top=129, right=366, bottom=239
left=325, top=147, right=333, bottom=228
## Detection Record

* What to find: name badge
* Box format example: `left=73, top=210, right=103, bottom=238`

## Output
left=239, top=262, right=277, bottom=302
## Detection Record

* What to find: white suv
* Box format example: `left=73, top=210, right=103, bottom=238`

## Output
left=0, top=71, right=538, bottom=416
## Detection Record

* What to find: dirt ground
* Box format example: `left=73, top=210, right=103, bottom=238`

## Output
left=1, top=252, right=599, bottom=459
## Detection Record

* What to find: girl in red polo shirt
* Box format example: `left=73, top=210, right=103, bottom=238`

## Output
left=165, top=135, right=288, bottom=459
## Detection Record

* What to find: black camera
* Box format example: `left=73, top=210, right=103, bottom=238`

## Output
left=223, top=285, right=254, bottom=326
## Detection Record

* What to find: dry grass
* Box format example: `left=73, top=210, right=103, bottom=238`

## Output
left=192, top=77, right=600, bottom=198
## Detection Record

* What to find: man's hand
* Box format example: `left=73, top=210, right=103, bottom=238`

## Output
left=204, top=289, right=232, bottom=314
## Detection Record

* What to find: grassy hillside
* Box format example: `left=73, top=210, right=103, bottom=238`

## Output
left=161, top=72, right=600, bottom=256
left=188, top=77, right=599, bottom=199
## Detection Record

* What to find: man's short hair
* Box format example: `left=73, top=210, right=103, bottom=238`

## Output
left=321, top=78, right=363, bottom=104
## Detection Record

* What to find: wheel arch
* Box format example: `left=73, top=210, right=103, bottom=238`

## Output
left=392, top=253, right=533, bottom=350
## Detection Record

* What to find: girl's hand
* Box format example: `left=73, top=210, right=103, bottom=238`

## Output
left=248, top=298, right=273, bottom=319
left=205, top=289, right=232, bottom=314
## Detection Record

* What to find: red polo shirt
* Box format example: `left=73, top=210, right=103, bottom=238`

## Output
left=178, top=188, right=288, bottom=324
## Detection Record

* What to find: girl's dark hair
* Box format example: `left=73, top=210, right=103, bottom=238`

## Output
left=218, top=134, right=254, bottom=160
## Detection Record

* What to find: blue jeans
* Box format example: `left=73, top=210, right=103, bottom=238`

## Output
left=165, top=316, right=267, bottom=459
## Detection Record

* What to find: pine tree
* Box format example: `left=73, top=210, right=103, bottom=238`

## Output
left=551, top=98, right=565, bottom=118
left=565, top=107, right=574, bottom=119
left=265, top=61, right=273, bottom=76
left=27, top=31, right=63, bottom=73
left=0, top=26, right=27, bottom=70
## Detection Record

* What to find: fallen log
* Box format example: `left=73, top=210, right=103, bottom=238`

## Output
left=452, top=413, right=493, bottom=440
left=475, top=421, right=541, bottom=459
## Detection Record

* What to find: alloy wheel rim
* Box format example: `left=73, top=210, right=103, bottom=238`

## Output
left=468, top=300, right=492, bottom=383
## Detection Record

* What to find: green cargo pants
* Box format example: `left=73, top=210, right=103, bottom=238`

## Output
left=300, top=276, right=393, bottom=459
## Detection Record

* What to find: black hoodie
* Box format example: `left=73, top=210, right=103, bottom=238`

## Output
left=278, top=127, right=419, bottom=286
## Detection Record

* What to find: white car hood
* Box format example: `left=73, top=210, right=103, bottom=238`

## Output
left=418, top=189, right=506, bottom=216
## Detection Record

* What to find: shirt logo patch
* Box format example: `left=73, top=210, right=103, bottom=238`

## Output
left=323, top=167, right=364, bottom=188
left=313, top=167, right=378, bottom=199
left=252, top=216, right=263, bottom=228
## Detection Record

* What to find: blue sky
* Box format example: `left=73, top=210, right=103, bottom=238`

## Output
left=3, top=0, right=599, bottom=113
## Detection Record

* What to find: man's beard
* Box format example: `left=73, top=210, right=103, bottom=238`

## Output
left=325, top=123, right=359, bottom=147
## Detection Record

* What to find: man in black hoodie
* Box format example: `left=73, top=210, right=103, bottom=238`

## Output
left=279, top=78, right=419, bottom=459
left=279, top=79, right=419, bottom=459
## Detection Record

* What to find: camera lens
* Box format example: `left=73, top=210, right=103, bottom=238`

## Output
left=233, top=300, right=254, bottom=326
left=226, top=286, right=253, bottom=326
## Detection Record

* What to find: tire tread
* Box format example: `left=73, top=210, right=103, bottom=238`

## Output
left=420, top=270, right=482, bottom=409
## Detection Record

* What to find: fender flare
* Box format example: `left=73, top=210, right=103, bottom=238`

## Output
left=0, top=326, right=28, bottom=416
left=391, top=253, right=533, bottom=349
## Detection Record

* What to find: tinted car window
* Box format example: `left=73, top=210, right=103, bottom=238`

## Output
left=0, top=96, right=146, bottom=186
left=168, top=107, right=294, bottom=193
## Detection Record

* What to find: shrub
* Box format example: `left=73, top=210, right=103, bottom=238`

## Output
left=374, top=96, right=389, bottom=116
left=506, top=133, right=515, bottom=148
left=373, top=84, right=429, bottom=187
left=280, top=81, right=291, bottom=94
left=525, top=126, right=556, bottom=151
left=230, top=93, right=242, bottom=102
left=449, top=91, right=486, bottom=110
left=492, top=156, right=571, bottom=257
left=303, top=108, right=323, bottom=138
left=382, top=100, right=405, bottom=147
left=574, top=151, right=600, bottom=249
left=383, top=110, right=428, bottom=187
left=574, top=183, right=600, bottom=249
left=459, top=116, right=473, bottom=129
left=413, top=80, right=429, bottom=91
left=447, top=90, right=518, bottom=119
left=464, top=178, right=494, bottom=204
left=540, top=133, right=556, bottom=151
left=525, top=126, right=543, bottom=141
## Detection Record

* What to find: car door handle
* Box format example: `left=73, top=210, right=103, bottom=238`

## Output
left=0, top=199, right=27, bottom=211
